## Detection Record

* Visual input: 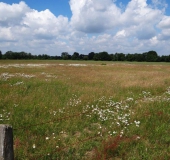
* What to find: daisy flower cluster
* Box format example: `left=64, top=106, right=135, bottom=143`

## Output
left=67, top=94, right=82, bottom=107
left=0, top=72, right=35, bottom=81
left=0, top=109, right=10, bottom=121
left=82, top=96, right=139, bottom=137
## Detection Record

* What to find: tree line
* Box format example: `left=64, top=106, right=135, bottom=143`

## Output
left=0, top=50, right=170, bottom=62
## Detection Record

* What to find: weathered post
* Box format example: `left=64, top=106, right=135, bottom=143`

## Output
left=0, top=124, right=14, bottom=160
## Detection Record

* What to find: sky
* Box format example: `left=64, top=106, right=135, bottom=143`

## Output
left=0, top=0, right=170, bottom=56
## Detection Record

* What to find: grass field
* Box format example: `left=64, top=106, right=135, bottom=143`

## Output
left=0, top=60, right=170, bottom=159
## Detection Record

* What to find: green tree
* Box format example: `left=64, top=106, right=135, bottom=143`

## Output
left=4, top=51, right=14, bottom=59
left=115, top=53, right=126, bottom=61
left=161, top=55, right=170, bottom=62
left=83, top=55, right=88, bottom=60
left=88, top=52, right=95, bottom=60
left=134, top=53, right=145, bottom=62
left=72, top=52, right=79, bottom=60
left=98, top=51, right=112, bottom=61
left=61, top=52, right=69, bottom=60
left=93, top=53, right=100, bottom=61
left=126, top=54, right=134, bottom=61
left=144, top=51, right=158, bottom=62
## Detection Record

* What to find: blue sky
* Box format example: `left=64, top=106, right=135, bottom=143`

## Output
left=0, top=0, right=170, bottom=55
left=1, top=0, right=72, bottom=18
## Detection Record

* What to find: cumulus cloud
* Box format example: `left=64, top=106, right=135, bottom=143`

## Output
left=151, top=0, right=168, bottom=10
left=118, top=0, right=163, bottom=41
left=0, top=0, right=170, bottom=55
left=158, top=16, right=170, bottom=29
left=70, top=0, right=121, bottom=33
left=157, top=15, right=170, bottom=40
left=22, top=9, right=69, bottom=37
left=0, top=27, right=15, bottom=42
left=0, top=1, right=69, bottom=40
left=0, top=1, right=30, bottom=27
left=0, top=1, right=70, bottom=54
left=123, top=0, right=162, bottom=25
left=69, top=0, right=165, bottom=42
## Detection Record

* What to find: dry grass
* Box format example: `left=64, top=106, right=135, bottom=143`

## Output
left=0, top=60, right=170, bottom=159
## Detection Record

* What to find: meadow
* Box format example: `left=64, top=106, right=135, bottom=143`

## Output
left=0, top=60, right=170, bottom=159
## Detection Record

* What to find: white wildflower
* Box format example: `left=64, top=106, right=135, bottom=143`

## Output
left=33, top=144, right=36, bottom=149
left=46, top=137, right=49, bottom=140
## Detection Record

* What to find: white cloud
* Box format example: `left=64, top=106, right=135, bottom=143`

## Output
left=116, top=29, right=127, bottom=38
left=151, top=0, right=168, bottom=10
left=70, top=0, right=121, bottom=33
left=120, top=0, right=163, bottom=41
left=0, top=1, right=70, bottom=54
left=0, top=1, right=30, bottom=26
left=0, top=27, right=15, bottom=41
left=157, top=15, right=170, bottom=40
left=69, top=0, right=164, bottom=42
left=0, top=0, right=170, bottom=56
left=121, top=0, right=162, bottom=25
left=158, top=16, right=170, bottom=29
left=22, top=9, right=69, bottom=40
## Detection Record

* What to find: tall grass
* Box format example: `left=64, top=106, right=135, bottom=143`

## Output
left=0, top=60, right=170, bottom=159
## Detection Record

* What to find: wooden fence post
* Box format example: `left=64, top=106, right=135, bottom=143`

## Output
left=0, top=124, right=14, bottom=160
